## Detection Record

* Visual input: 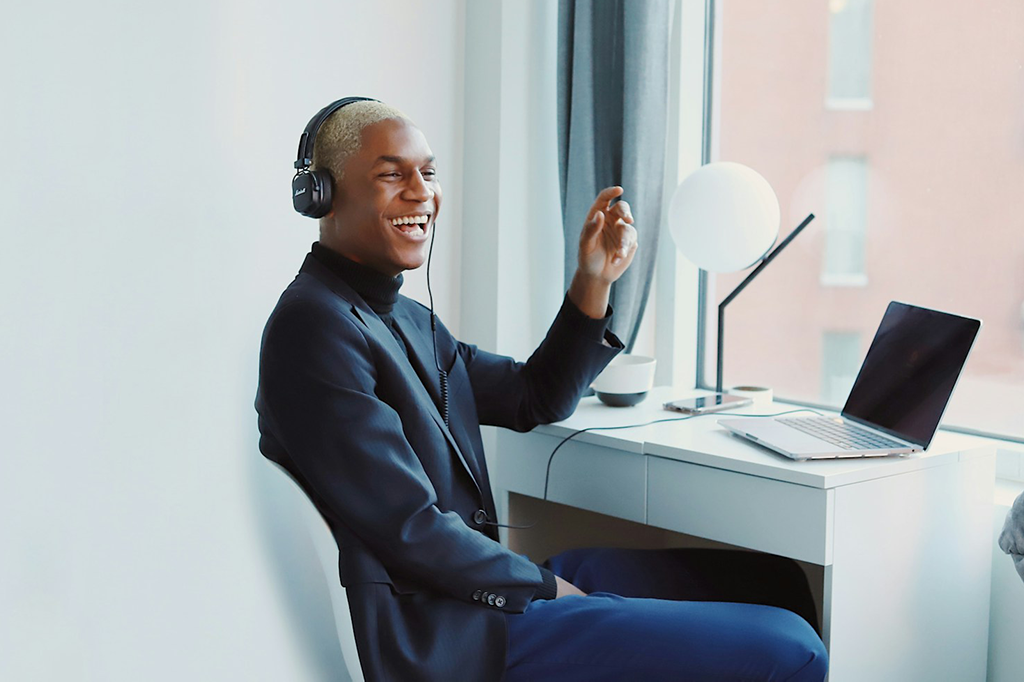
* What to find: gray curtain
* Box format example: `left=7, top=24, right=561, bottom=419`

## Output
left=558, top=0, right=671, bottom=352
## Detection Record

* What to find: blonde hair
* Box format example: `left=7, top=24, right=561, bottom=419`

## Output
left=312, top=100, right=409, bottom=181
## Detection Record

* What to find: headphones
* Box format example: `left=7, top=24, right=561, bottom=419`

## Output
left=292, top=96, right=379, bottom=218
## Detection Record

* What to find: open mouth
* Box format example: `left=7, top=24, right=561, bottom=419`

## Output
left=389, top=214, right=431, bottom=239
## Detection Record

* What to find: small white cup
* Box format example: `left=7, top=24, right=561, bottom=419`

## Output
left=592, top=355, right=657, bottom=407
left=728, top=385, right=773, bottom=409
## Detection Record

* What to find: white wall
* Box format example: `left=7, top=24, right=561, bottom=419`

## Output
left=460, top=0, right=564, bottom=360
left=0, top=1, right=465, bottom=680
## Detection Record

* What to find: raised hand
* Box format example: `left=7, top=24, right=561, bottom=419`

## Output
left=577, top=186, right=638, bottom=284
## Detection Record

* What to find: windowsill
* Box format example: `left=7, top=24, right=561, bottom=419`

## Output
left=825, top=97, right=874, bottom=111
left=820, top=273, right=868, bottom=287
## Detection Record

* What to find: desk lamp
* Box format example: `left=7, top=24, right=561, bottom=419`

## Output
left=667, top=162, right=815, bottom=395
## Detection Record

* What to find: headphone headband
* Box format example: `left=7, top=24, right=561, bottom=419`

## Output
left=293, top=96, right=379, bottom=170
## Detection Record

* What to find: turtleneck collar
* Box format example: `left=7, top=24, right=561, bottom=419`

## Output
left=311, top=242, right=403, bottom=317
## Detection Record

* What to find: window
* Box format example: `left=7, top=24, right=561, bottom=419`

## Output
left=703, top=0, right=1024, bottom=441
left=822, top=156, right=868, bottom=285
left=827, top=0, right=874, bottom=108
left=820, top=331, right=862, bottom=405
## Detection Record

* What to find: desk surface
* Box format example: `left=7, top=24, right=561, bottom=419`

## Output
left=535, top=386, right=993, bottom=489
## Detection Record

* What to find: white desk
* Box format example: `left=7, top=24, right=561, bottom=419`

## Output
left=494, top=386, right=996, bottom=682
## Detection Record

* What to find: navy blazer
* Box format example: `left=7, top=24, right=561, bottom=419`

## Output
left=255, top=254, right=622, bottom=681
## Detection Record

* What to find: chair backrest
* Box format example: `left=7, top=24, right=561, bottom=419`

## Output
left=269, top=461, right=365, bottom=682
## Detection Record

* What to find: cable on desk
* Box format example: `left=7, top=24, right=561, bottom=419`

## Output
left=495, top=408, right=823, bottom=530
left=541, top=408, right=822, bottom=502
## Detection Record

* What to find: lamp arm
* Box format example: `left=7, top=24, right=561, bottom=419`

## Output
left=715, top=213, right=815, bottom=393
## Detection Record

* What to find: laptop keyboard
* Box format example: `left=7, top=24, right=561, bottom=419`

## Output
left=777, top=417, right=906, bottom=450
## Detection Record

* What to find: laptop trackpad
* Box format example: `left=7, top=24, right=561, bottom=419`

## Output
left=719, top=418, right=838, bottom=457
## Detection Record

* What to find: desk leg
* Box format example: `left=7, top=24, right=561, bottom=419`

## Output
left=821, top=564, right=833, bottom=658
left=822, top=453, right=994, bottom=682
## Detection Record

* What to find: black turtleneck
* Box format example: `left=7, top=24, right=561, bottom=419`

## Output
left=312, top=242, right=402, bottom=315
left=311, top=242, right=408, bottom=354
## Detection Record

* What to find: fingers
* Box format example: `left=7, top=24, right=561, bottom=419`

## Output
left=611, top=220, right=638, bottom=265
left=587, top=190, right=632, bottom=228
left=595, top=185, right=624, bottom=205
left=586, top=186, right=624, bottom=222
left=623, top=235, right=639, bottom=262
left=610, top=199, right=633, bottom=225
left=582, top=188, right=637, bottom=267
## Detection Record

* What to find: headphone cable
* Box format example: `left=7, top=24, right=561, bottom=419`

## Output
left=426, top=221, right=449, bottom=427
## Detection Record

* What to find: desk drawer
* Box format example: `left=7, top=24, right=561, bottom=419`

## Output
left=497, top=430, right=646, bottom=524
left=646, top=456, right=833, bottom=565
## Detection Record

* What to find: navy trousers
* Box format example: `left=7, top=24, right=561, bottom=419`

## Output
left=505, top=547, right=828, bottom=681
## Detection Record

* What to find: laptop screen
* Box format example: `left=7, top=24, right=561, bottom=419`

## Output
left=841, top=302, right=981, bottom=447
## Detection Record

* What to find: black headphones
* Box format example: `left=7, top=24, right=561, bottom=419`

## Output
left=292, top=96, right=379, bottom=218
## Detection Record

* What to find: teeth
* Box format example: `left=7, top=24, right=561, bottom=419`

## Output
left=390, top=215, right=429, bottom=226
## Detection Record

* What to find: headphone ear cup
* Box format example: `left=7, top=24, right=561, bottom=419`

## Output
left=292, top=172, right=317, bottom=217
left=310, top=169, right=333, bottom=218
left=292, top=169, right=335, bottom=218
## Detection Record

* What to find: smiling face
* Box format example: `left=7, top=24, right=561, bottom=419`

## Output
left=321, top=118, right=441, bottom=276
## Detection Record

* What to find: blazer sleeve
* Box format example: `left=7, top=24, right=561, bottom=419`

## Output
left=457, top=293, right=624, bottom=431
left=258, top=299, right=546, bottom=612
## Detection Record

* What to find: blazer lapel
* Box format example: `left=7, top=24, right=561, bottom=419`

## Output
left=299, top=256, right=483, bottom=496
left=391, top=304, right=489, bottom=491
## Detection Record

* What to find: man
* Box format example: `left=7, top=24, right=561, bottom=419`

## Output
left=256, top=99, right=827, bottom=681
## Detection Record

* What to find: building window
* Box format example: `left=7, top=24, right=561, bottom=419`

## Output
left=822, top=156, right=868, bottom=286
left=827, top=0, right=874, bottom=108
left=821, top=331, right=863, bottom=405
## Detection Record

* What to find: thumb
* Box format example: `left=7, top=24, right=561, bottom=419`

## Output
left=580, top=211, right=605, bottom=251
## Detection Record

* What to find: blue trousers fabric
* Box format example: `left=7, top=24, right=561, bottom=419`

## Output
left=505, top=547, right=828, bottom=681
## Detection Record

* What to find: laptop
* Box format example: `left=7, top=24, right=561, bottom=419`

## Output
left=719, top=301, right=981, bottom=460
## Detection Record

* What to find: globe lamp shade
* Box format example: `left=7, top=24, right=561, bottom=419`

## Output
left=668, top=162, right=781, bottom=273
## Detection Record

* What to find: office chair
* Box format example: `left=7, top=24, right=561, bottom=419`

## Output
left=269, top=461, right=365, bottom=682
